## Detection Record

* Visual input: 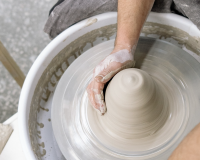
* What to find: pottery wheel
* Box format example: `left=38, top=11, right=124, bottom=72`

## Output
left=52, top=37, right=200, bottom=160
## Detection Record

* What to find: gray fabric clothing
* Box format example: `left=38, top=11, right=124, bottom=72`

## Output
left=44, top=0, right=200, bottom=39
left=44, top=0, right=118, bottom=39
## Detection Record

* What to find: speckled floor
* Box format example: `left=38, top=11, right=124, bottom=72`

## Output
left=0, top=0, right=57, bottom=122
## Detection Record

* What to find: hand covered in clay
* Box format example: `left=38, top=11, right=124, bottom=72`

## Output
left=87, top=45, right=135, bottom=115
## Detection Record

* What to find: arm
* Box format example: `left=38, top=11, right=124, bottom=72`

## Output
left=116, top=0, right=154, bottom=50
left=169, top=123, right=200, bottom=160
left=87, top=0, right=155, bottom=114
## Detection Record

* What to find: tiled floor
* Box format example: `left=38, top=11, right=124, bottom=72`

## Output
left=0, top=0, right=56, bottom=122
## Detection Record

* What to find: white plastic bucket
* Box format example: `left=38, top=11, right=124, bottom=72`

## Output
left=18, top=12, right=200, bottom=160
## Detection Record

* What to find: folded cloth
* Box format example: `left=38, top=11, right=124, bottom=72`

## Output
left=0, top=124, right=13, bottom=154
left=44, top=0, right=200, bottom=39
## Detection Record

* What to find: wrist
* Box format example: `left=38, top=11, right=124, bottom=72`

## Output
left=115, top=29, right=139, bottom=46
left=115, top=34, right=138, bottom=51
left=114, top=41, right=137, bottom=54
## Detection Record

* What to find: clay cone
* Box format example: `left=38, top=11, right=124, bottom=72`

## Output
left=101, top=68, right=167, bottom=139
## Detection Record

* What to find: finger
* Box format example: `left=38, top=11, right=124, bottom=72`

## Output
left=95, top=60, right=134, bottom=83
left=92, top=80, right=107, bottom=115
left=87, top=79, right=106, bottom=114
left=94, top=49, right=133, bottom=83
left=87, top=80, right=97, bottom=108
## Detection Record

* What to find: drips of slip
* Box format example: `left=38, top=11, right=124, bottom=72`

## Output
left=87, top=68, right=186, bottom=152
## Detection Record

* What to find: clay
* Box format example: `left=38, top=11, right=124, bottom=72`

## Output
left=101, top=68, right=168, bottom=139
left=87, top=65, right=186, bottom=152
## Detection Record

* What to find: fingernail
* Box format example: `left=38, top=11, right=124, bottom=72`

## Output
left=99, top=100, right=107, bottom=115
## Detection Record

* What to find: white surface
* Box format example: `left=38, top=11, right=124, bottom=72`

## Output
left=0, top=123, right=13, bottom=154
left=52, top=38, right=200, bottom=160
left=18, top=12, right=118, bottom=160
left=18, top=12, right=200, bottom=160
left=0, top=113, right=26, bottom=160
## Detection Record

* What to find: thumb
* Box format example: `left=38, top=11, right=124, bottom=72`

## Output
left=94, top=49, right=134, bottom=83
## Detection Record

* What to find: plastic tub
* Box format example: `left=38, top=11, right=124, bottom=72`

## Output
left=18, top=12, right=200, bottom=160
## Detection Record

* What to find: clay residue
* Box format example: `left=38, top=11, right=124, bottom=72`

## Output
left=28, top=24, right=117, bottom=159
left=38, top=107, right=49, bottom=112
left=36, top=130, right=41, bottom=139
left=28, top=21, right=200, bottom=159
left=38, top=142, right=45, bottom=148
left=37, top=122, right=44, bottom=128
left=84, top=18, right=98, bottom=28
left=142, top=22, right=200, bottom=55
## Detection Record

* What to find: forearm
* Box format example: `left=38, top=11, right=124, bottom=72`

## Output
left=169, top=123, right=200, bottom=160
left=116, top=0, right=155, bottom=50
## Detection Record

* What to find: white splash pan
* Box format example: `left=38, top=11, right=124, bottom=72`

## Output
left=18, top=12, right=200, bottom=160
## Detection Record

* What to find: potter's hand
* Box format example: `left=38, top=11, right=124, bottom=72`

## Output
left=87, top=0, right=154, bottom=115
left=87, top=45, right=135, bottom=115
